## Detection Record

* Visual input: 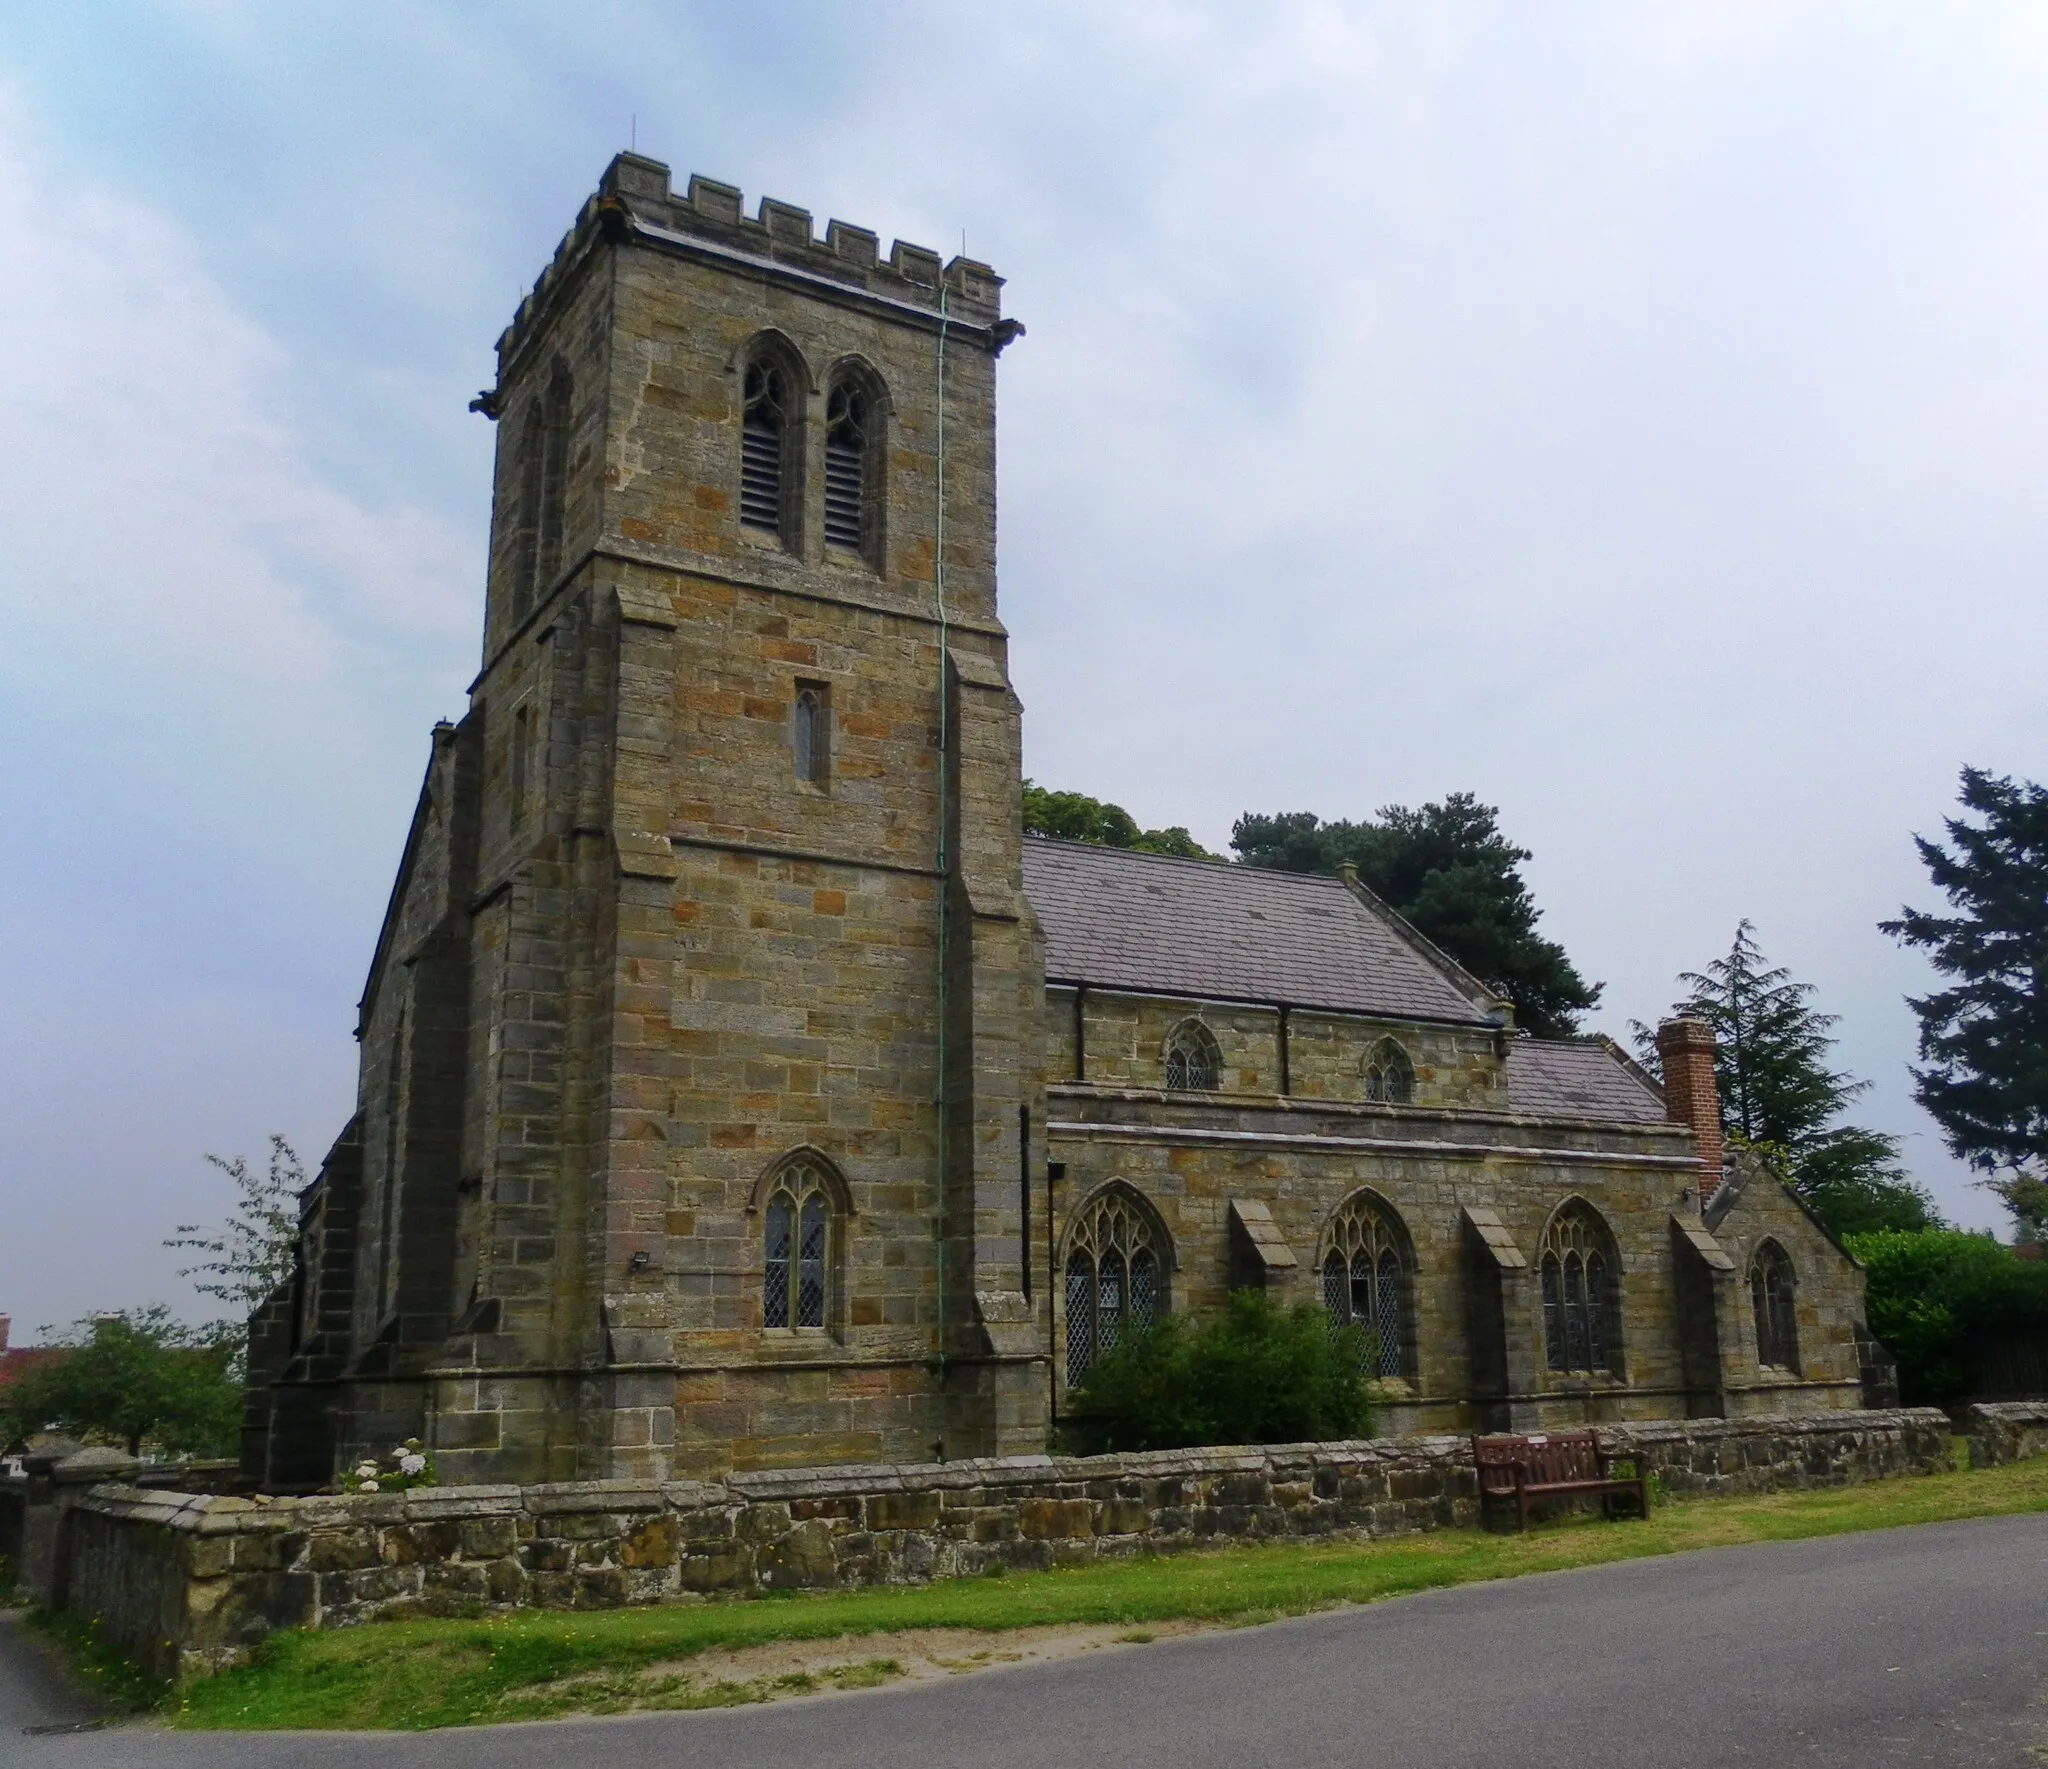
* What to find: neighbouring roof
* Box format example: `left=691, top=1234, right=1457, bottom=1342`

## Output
left=1506, top=1040, right=1668, bottom=1124
left=1020, top=837, right=1495, bottom=1025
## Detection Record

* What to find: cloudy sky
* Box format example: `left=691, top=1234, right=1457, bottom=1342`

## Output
left=2, top=2, right=2042, bottom=1335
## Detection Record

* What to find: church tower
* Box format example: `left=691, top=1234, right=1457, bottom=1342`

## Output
left=263, top=155, right=1048, bottom=1485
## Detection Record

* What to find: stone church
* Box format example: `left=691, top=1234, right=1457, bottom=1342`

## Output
left=243, top=155, right=1878, bottom=1489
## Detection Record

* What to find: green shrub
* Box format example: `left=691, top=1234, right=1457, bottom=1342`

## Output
left=1063, top=1290, right=1376, bottom=1453
left=1846, top=1228, right=2048, bottom=1403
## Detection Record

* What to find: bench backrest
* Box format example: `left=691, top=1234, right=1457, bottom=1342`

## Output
left=1471, top=1430, right=1604, bottom=1491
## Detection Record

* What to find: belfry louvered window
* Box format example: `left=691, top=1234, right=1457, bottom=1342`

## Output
left=740, top=361, right=788, bottom=536
left=763, top=1161, right=832, bottom=1330
left=823, top=380, right=869, bottom=553
left=1064, top=1189, right=1168, bottom=1388
left=1539, top=1204, right=1623, bottom=1376
left=1320, top=1194, right=1411, bottom=1379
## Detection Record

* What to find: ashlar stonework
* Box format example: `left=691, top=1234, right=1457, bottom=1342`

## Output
left=241, top=155, right=1882, bottom=1489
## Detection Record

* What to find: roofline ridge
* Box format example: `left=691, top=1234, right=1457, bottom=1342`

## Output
left=1021, top=833, right=1316, bottom=877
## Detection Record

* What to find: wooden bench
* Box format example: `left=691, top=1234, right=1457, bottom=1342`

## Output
left=1472, top=1430, right=1648, bottom=1532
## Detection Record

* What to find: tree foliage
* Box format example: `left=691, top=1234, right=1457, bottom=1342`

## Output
left=0, top=1309, right=242, bottom=1458
left=165, top=1135, right=306, bottom=1315
left=1021, top=781, right=1216, bottom=859
left=1636, top=921, right=1936, bottom=1237
left=1230, top=794, right=1601, bottom=1038
left=1063, top=1290, right=1375, bottom=1453
left=1881, top=767, right=2048, bottom=1240
left=1846, top=1228, right=2048, bottom=1404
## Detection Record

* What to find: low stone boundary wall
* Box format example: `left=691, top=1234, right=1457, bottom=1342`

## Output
left=1963, top=1399, right=2048, bottom=1470
left=33, top=1409, right=1964, bottom=1680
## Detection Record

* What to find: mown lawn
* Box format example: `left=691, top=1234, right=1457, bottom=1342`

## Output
left=149, top=1452, right=2048, bottom=1731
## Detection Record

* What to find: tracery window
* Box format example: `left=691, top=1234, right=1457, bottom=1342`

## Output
left=1064, top=1188, right=1168, bottom=1388
left=1163, top=1018, right=1222, bottom=1092
left=740, top=358, right=791, bottom=539
left=1539, top=1203, right=1622, bottom=1377
left=1751, top=1241, right=1799, bottom=1372
left=1320, top=1193, right=1412, bottom=1379
left=1363, top=1038, right=1415, bottom=1104
left=763, top=1160, right=833, bottom=1330
left=823, top=379, right=871, bottom=554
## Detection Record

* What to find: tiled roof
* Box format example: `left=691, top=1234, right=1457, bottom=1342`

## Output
left=1020, top=838, right=1494, bottom=1024
left=1506, top=1040, right=1668, bottom=1124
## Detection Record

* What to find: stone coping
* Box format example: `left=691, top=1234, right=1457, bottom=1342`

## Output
left=64, top=1408, right=1953, bottom=1535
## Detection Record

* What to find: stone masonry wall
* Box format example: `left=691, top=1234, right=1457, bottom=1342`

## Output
left=42, top=1409, right=1963, bottom=1681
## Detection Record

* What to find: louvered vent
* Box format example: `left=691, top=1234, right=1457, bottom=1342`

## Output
left=823, top=381, right=867, bottom=551
left=740, top=362, right=785, bottom=533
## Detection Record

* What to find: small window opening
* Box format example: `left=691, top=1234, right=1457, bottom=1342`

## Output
left=509, top=704, right=531, bottom=830
left=794, top=681, right=830, bottom=788
left=1364, top=1038, right=1416, bottom=1104
left=741, top=361, right=788, bottom=537
left=1163, top=1019, right=1221, bottom=1091
left=824, top=381, right=869, bottom=552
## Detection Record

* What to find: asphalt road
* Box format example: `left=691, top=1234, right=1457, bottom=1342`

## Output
left=11, top=1512, right=2048, bottom=1767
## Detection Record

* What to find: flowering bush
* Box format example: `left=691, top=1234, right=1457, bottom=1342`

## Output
left=342, top=1438, right=438, bottom=1494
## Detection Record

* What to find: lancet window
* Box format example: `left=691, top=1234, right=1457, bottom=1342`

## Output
left=1320, top=1193, right=1412, bottom=1380
left=1539, top=1203, right=1623, bottom=1377
left=1064, top=1188, right=1168, bottom=1388
left=1751, top=1241, right=1799, bottom=1372
left=823, top=378, right=871, bottom=554
left=740, top=357, right=792, bottom=540
left=763, top=1160, right=834, bottom=1331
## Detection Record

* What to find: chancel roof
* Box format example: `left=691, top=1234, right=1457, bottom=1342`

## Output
left=1020, top=837, right=1495, bottom=1025
left=1505, top=1039, right=1668, bottom=1124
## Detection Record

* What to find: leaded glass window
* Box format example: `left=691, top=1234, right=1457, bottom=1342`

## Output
left=1163, top=1019, right=1221, bottom=1091
left=1064, top=1189, right=1168, bottom=1388
left=762, top=1159, right=834, bottom=1331
left=1751, top=1241, right=1799, bottom=1371
left=741, top=360, right=788, bottom=537
left=1320, top=1194, right=1411, bottom=1379
left=1540, top=1204, right=1622, bottom=1376
left=794, top=682, right=829, bottom=787
left=1363, top=1038, right=1415, bottom=1104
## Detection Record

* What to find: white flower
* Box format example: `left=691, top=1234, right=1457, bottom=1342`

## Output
left=358, top=1479, right=380, bottom=1493
left=398, top=1453, right=427, bottom=1476
left=354, top=1462, right=379, bottom=1479
left=393, top=1446, right=411, bottom=1458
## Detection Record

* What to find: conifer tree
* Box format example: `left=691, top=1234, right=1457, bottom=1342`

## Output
left=1882, top=767, right=2048, bottom=1240
left=1638, top=922, right=1936, bottom=1236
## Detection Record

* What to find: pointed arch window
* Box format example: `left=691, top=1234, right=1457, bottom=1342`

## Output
left=1163, top=1019, right=1222, bottom=1092
left=1363, top=1038, right=1415, bottom=1104
left=1320, top=1194, right=1413, bottom=1379
left=1063, top=1188, right=1168, bottom=1388
left=1539, top=1203, right=1622, bottom=1377
left=1751, top=1241, right=1799, bottom=1372
left=740, top=358, right=791, bottom=539
left=824, top=379, right=870, bottom=553
left=762, top=1159, right=835, bottom=1330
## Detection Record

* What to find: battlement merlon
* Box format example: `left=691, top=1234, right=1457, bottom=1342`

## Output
left=491, top=153, right=1017, bottom=380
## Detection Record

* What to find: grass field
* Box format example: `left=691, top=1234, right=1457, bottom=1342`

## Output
left=61, top=1452, right=2048, bottom=1731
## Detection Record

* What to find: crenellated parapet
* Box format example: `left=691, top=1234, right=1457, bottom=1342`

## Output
left=494, top=152, right=1007, bottom=373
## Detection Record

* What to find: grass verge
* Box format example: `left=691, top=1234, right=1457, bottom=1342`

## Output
left=20, top=1607, right=170, bottom=1714
left=143, top=1453, right=2048, bottom=1731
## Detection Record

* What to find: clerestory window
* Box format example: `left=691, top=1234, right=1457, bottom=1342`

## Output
left=1163, top=1018, right=1222, bottom=1091
left=1064, top=1188, right=1168, bottom=1388
left=1363, top=1038, right=1415, bottom=1104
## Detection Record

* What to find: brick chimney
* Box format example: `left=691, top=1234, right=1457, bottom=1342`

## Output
left=1657, top=1017, right=1724, bottom=1203
left=0, top=1314, right=9, bottom=1354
